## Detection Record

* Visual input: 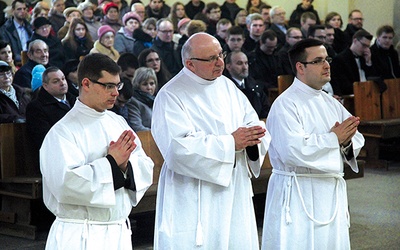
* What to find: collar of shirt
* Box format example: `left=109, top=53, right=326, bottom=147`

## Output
left=232, top=76, right=244, bottom=87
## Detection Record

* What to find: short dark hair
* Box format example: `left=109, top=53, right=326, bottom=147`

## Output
left=42, top=66, right=61, bottom=84
left=12, top=0, right=25, bottom=10
left=352, top=29, right=372, bottom=41
left=261, top=30, right=277, bottom=44
left=348, top=9, right=362, bottom=19
left=205, top=2, right=219, bottom=13
left=307, top=25, right=325, bottom=38
left=77, top=54, right=120, bottom=87
left=225, top=51, right=245, bottom=65
left=259, top=4, right=272, bottom=12
left=117, top=53, right=139, bottom=72
left=301, top=12, right=317, bottom=23
left=0, top=40, right=10, bottom=50
left=288, top=38, right=324, bottom=75
left=226, top=25, right=244, bottom=38
left=376, top=25, right=394, bottom=37
left=119, top=77, right=133, bottom=100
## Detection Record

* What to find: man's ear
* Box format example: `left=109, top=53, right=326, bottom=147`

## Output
left=81, top=78, right=90, bottom=91
left=296, top=62, right=305, bottom=75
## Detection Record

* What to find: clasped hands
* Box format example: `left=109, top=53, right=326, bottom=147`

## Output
left=331, top=116, right=360, bottom=147
left=108, top=130, right=136, bottom=172
left=232, top=125, right=266, bottom=151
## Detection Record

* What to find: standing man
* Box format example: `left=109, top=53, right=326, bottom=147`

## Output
left=261, top=39, right=364, bottom=249
left=152, top=32, right=270, bottom=249
left=343, top=9, right=365, bottom=47
left=40, top=53, right=154, bottom=249
left=268, top=6, right=288, bottom=51
left=277, top=27, right=302, bottom=75
left=0, top=0, right=33, bottom=65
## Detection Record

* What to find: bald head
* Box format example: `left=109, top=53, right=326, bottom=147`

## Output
left=182, top=32, right=220, bottom=64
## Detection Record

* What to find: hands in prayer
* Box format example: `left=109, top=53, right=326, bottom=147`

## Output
left=331, top=116, right=360, bottom=146
left=232, top=125, right=266, bottom=151
left=108, top=130, right=137, bottom=171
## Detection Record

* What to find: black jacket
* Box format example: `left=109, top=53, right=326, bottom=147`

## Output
left=151, top=37, right=183, bottom=76
left=370, top=42, right=400, bottom=79
left=26, top=87, right=76, bottom=151
left=0, top=84, right=31, bottom=123
left=29, top=33, right=66, bottom=69
left=289, top=3, right=321, bottom=28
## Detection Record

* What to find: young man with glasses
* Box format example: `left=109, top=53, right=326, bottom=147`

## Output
left=330, top=29, right=378, bottom=95
left=344, top=9, right=366, bottom=47
left=152, top=32, right=270, bottom=249
left=277, top=27, right=303, bottom=75
left=262, top=38, right=364, bottom=250
left=0, top=60, right=30, bottom=123
left=40, top=53, right=154, bottom=250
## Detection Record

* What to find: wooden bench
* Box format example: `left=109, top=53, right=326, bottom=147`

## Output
left=353, top=79, right=400, bottom=169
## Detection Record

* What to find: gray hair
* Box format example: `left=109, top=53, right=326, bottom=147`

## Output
left=269, top=6, right=284, bottom=18
left=132, top=67, right=158, bottom=90
left=28, top=39, right=48, bottom=54
left=245, top=13, right=263, bottom=26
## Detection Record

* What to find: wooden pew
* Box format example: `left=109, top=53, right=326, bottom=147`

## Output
left=353, top=80, right=400, bottom=169
left=0, top=123, right=41, bottom=239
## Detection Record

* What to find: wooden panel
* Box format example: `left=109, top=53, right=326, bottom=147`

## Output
left=136, top=131, right=163, bottom=185
left=382, top=78, right=400, bottom=119
left=353, top=81, right=382, bottom=121
left=277, top=75, right=294, bottom=95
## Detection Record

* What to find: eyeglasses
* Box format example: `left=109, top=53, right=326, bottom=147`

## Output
left=89, top=78, right=124, bottom=91
left=158, top=30, right=173, bottom=34
left=0, top=70, right=12, bottom=78
left=190, top=51, right=227, bottom=63
left=357, top=39, right=370, bottom=48
left=300, top=57, right=332, bottom=65
left=351, top=17, right=364, bottom=21
left=145, top=58, right=160, bottom=64
left=274, top=12, right=286, bottom=16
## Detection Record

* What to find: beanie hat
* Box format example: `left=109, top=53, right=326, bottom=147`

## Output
left=98, top=0, right=110, bottom=6
left=122, top=12, right=142, bottom=25
left=103, top=2, right=118, bottom=15
left=0, top=60, right=11, bottom=70
left=77, top=1, right=94, bottom=12
left=63, top=7, right=82, bottom=18
left=178, top=18, right=191, bottom=30
left=33, top=17, right=51, bottom=30
left=97, top=25, right=115, bottom=39
left=31, top=64, right=46, bottom=92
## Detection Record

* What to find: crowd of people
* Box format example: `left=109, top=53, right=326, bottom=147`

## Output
left=0, top=0, right=397, bottom=249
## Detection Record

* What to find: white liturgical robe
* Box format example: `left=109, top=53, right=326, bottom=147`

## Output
left=151, top=67, right=271, bottom=249
left=40, top=100, right=154, bottom=250
left=261, top=78, right=365, bottom=250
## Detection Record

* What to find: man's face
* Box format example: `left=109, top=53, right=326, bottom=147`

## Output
left=271, top=7, right=285, bottom=25
left=29, top=43, right=49, bottom=65
left=249, top=19, right=265, bottom=39
left=352, top=37, right=371, bottom=56
left=13, top=2, right=28, bottom=21
left=301, top=18, right=316, bottom=33
left=300, top=45, right=331, bottom=90
left=227, top=53, right=249, bottom=80
left=86, top=70, right=120, bottom=112
left=187, top=38, right=224, bottom=81
left=226, top=34, right=244, bottom=52
left=217, top=23, right=232, bottom=40
left=286, top=29, right=302, bottom=46
left=43, top=70, right=68, bottom=99
left=312, top=29, right=326, bottom=43
left=150, top=0, right=163, bottom=12
left=0, top=69, right=13, bottom=91
left=53, top=0, right=65, bottom=14
left=120, top=67, right=136, bottom=81
left=301, top=0, right=313, bottom=9
left=207, top=8, right=221, bottom=22
left=260, top=37, right=277, bottom=55
left=349, top=11, right=363, bottom=29
left=377, top=32, right=394, bottom=50
left=132, top=4, right=145, bottom=21
left=261, top=8, right=271, bottom=24
left=325, top=28, right=335, bottom=45
left=157, top=21, right=174, bottom=43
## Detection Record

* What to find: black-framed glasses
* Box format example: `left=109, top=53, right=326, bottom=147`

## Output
left=88, top=78, right=124, bottom=91
left=300, top=57, right=332, bottom=66
left=357, top=39, right=370, bottom=48
left=0, top=70, right=12, bottom=78
left=190, top=51, right=227, bottom=63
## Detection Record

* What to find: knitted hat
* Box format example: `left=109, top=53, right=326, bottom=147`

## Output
left=103, top=2, right=118, bottom=15
left=77, top=1, right=94, bottom=12
left=98, top=0, right=111, bottom=6
left=33, top=17, right=51, bottom=30
left=31, top=64, right=46, bottom=92
left=63, top=7, right=82, bottom=18
left=178, top=18, right=191, bottom=30
left=97, top=25, right=115, bottom=39
left=122, top=11, right=141, bottom=25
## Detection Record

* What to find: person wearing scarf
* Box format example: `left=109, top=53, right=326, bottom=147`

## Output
left=90, top=25, right=120, bottom=62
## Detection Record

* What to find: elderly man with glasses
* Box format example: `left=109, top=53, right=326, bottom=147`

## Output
left=40, top=53, right=154, bottom=250
left=152, top=32, right=270, bottom=249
